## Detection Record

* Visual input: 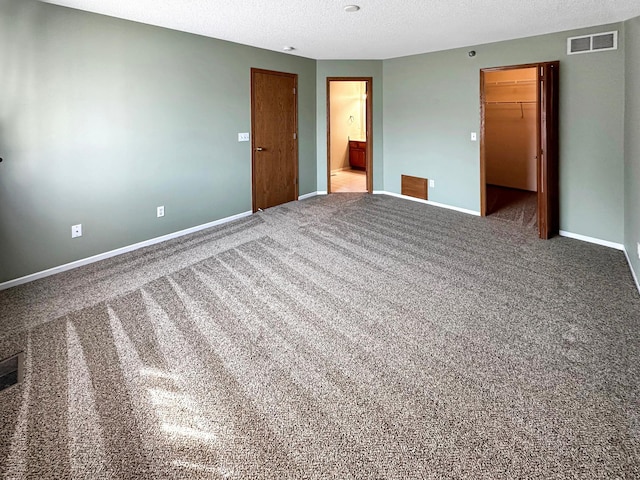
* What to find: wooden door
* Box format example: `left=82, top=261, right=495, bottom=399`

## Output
left=537, top=62, right=560, bottom=239
left=251, top=69, right=298, bottom=212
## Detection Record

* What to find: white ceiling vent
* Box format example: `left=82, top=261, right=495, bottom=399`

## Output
left=567, top=31, right=618, bottom=55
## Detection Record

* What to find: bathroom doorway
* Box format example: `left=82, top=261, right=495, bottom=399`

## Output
left=326, top=78, right=373, bottom=193
left=480, top=62, right=559, bottom=239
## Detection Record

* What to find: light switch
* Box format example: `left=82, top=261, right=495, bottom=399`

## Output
left=238, top=132, right=250, bottom=142
left=471, top=132, right=477, bottom=141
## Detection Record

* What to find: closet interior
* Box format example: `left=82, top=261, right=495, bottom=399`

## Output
left=483, top=67, right=538, bottom=229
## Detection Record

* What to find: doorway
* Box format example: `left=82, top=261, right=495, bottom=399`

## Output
left=326, top=78, right=373, bottom=194
left=480, top=62, right=559, bottom=239
left=251, top=68, right=298, bottom=212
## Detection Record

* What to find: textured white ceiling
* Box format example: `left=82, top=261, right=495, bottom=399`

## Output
left=41, top=0, right=640, bottom=60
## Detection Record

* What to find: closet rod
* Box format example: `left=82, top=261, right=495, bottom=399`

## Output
left=484, top=101, right=536, bottom=104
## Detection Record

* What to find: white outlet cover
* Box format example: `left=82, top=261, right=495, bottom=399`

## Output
left=637, top=242, right=640, bottom=259
left=157, top=206, right=165, bottom=217
left=71, top=224, right=82, bottom=238
left=429, top=179, right=435, bottom=188
left=238, top=132, right=250, bottom=142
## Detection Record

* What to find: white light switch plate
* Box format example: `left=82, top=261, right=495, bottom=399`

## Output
left=71, top=224, right=82, bottom=238
left=471, top=132, right=477, bottom=141
left=238, top=132, right=250, bottom=142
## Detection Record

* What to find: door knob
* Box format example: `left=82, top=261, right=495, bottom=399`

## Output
left=255, top=147, right=264, bottom=151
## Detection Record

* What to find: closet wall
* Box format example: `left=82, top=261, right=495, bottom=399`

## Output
left=329, top=81, right=366, bottom=171
left=485, top=68, right=537, bottom=191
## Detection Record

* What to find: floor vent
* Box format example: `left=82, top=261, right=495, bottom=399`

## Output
left=567, top=31, right=617, bottom=55
left=401, top=175, right=428, bottom=200
left=0, top=353, right=24, bottom=392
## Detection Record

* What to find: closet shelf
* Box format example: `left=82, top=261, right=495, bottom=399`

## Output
left=485, top=80, right=536, bottom=86
left=484, top=100, right=535, bottom=118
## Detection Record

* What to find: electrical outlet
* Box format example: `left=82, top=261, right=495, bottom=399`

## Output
left=637, top=242, right=640, bottom=260
left=157, top=206, right=165, bottom=218
left=71, top=224, right=82, bottom=238
left=429, top=179, right=435, bottom=188
left=238, top=132, right=250, bottom=142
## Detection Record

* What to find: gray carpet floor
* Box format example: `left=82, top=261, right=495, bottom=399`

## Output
left=1, top=193, right=639, bottom=479
left=486, top=184, right=538, bottom=231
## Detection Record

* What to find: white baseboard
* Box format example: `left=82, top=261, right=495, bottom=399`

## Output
left=0, top=210, right=253, bottom=291
left=374, top=191, right=481, bottom=216
left=558, top=230, right=624, bottom=251
left=624, top=248, right=640, bottom=295
left=298, top=192, right=317, bottom=200
left=301, top=191, right=327, bottom=197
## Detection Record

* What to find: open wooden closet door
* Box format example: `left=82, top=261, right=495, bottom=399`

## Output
left=537, top=61, right=560, bottom=239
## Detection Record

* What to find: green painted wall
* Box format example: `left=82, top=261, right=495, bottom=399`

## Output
left=625, top=16, right=640, bottom=285
left=316, top=60, right=383, bottom=192
left=383, top=24, right=625, bottom=242
left=0, top=0, right=316, bottom=283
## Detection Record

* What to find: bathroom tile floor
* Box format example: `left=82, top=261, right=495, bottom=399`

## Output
left=330, top=169, right=367, bottom=193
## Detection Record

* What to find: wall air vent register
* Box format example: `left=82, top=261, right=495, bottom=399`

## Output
left=567, top=31, right=618, bottom=55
